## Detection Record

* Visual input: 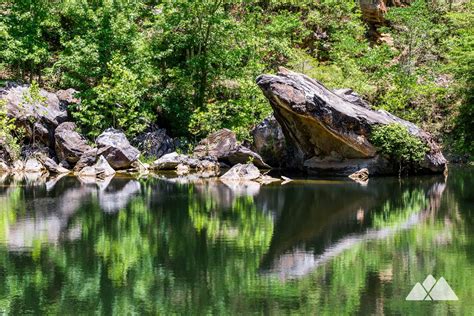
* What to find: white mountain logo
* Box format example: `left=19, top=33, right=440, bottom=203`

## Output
left=406, top=275, right=458, bottom=301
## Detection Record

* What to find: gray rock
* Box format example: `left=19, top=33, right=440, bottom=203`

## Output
left=73, top=148, right=98, bottom=172
left=152, top=152, right=199, bottom=170
left=133, top=126, right=175, bottom=159
left=40, top=157, right=70, bottom=174
left=24, top=157, right=45, bottom=173
left=220, top=163, right=261, bottom=181
left=176, top=163, right=190, bottom=175
left=196, top=158, right=220, bottom=174
left=2, top=84, right=68, bottom=147
left=256, top=68, right=447, bottom=175
left=194, top=129, right=270, bottom=169
left=77, top=155, right=115, bottom=179
left=96, top=128, right=140, bottom=169
left=348, top=168, right=369, bottom=184
left=251, top=115, right=287, bottom=167
left=12, top=160, right=24, bottom=172
left=55, top=122, right=92, bottom=164
left=333, top=88, right=371, bottom=109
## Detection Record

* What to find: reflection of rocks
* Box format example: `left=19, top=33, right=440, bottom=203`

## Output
left=260, top=176, right=447, bottom=279
left=98, top=180, right=141, bottom=213
left=0, top=176, right=143, bottom=250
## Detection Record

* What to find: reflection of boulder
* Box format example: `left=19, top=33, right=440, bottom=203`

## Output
left=260, top=176, right=446, bottom=279
left=98, top=179, right=141, bottom=213
left=1, top=176, right=142, bottom=250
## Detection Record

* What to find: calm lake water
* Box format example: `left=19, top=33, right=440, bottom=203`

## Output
left=0, top=167, right=473, bottom=315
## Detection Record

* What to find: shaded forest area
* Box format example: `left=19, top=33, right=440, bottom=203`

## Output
left=1, top=0, right=472, bottom=158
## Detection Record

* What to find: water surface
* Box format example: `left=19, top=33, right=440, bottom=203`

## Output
left=0, top=168, right=473, bottom=314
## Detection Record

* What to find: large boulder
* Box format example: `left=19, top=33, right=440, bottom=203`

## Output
left=194, top=129, right=270, bottom=169
left=256, top=68, right=447, bottom=175
left=55, top=122, right=92, bottom=164
left=96, top=129, right=140, bottom=170
left=133, top=125, right=175, bottom=159
left=1, top=84, right=68, bottom=147
left=251, top=115, right=287, bottom=167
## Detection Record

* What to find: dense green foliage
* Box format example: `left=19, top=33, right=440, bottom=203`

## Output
left=370, top=123, right=428, bottom=172
left=0, top=0, right=472, bottom=154
left=0, top=99, right=21, bottom=160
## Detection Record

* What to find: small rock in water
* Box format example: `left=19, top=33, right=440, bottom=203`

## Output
left=220, top=163, right=261, bottom=181
left=281, top=175, right=293, bottom=185
left=256, top=174, right=280, bottom=185
left=348, top=168, right=369, bottom=184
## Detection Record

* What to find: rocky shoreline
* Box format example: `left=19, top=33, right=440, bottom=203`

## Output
left=1, top=69, right=447, bottom=182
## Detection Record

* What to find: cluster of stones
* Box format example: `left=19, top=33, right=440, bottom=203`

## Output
left=0, top=84, right=273, bottom=181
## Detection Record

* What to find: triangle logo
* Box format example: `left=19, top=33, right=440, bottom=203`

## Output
left=406, top=275, right=459, bottom=301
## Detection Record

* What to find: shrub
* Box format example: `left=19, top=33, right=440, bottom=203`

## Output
left=0, top=99, right=22, bottom=161
left=370, top=123, right=428, bottom=174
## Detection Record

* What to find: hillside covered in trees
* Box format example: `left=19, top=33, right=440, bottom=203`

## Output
left=1, top=0, right=473, bottom=159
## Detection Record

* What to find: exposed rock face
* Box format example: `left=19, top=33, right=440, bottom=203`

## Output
left=133, top=125, right=175, bottom=159
left=333, top=88, right=371, bottom=109
left=256, top=68, right=447, bottom=175
left=2, top=84, right=68, bottom=147
left=220, top=163, right=261, bottom=181
left=194, top=129, right=270, bottom=169
left=251, top=115, right=287, bottom=167
left=55, top=122, right=92, bottom=164
left=96, top=129, right=140, bottom=169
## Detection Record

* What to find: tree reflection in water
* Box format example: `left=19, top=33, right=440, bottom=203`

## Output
left=0, top=169, right=472, bottom=314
